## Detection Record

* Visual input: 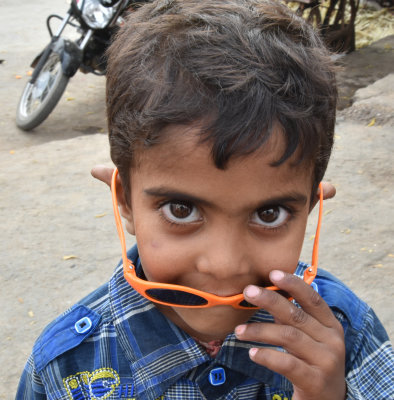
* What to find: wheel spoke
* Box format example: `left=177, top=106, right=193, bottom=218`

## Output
left=16, top=48, right=70, bottom=130
left=19, top=53, right=63, bottom=117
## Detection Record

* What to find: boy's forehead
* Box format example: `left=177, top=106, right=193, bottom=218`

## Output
left=131, top=123, right=314, bottom=188
left=133, top=123, right=311, bottom=170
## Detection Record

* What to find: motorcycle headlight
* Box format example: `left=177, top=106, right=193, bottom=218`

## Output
left=77, top=0, right=118, bottom=29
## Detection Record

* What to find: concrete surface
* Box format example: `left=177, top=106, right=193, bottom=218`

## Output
left=0, top=0, right=393, bottom=397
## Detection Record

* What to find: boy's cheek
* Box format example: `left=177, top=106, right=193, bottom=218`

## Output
left=136, top=237, right=186, bottom=282
left=150, top=240, right=163, bottom=249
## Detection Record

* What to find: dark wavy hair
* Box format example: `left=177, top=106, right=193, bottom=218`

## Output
left=106, top=0, right=337, bottom=204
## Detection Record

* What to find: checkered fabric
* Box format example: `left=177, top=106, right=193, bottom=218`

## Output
left=16, top=246, right=394, bottom=399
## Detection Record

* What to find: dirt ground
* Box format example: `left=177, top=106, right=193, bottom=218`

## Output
left=0, top=0, right=393, bottom=396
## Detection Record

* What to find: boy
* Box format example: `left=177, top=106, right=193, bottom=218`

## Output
left=17, top=0, right=393, bottom=399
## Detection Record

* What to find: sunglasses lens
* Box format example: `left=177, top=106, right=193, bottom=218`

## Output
left=238, top=299, right=258, bottom=308
left=145, top=288, right=208, bottom=306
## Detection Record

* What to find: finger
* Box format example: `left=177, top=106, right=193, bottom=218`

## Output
left=236, top=321, right=319, bottom=362
left=91, top=165, right=115, bottom=188
left=249, top=347, right=318, bottom=391
left=269, top=270, right=341, bottom=330
left=249, top=347, right=346, bottom=399
left=242, top=284, right=325, bottom=341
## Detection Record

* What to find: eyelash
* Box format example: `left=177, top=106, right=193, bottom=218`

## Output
left=156, top=200, right=201, bottom=227
left=156, top=200, right=296, bottom=231
left=255, top=207, right=295, bottom=233
left=251, top=205, right=295, bottom=231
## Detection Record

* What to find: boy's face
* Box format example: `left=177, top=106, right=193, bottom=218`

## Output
left=120, top=125, right=314, bottom=341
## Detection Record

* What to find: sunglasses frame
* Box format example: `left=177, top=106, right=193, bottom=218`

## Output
left=111, top=168, right=323, bottom=309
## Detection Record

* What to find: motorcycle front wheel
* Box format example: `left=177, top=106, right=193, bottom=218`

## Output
left=16, top=51, right=69, bottom=131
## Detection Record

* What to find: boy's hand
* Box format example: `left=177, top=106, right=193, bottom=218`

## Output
left=235, top=271, right=346, bottom=400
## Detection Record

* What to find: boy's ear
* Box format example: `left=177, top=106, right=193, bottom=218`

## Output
left=310, top=181, right=336, bottom=212
left=91, top=165, right=113, bottom=188
left=91, top=165, right=135, bottom=235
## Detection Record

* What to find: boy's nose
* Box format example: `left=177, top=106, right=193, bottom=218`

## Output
left=196, top=229, right=251, bottom=280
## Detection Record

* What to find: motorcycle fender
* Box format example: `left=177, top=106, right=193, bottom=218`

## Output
left=31, top=50, right=45, bottom=69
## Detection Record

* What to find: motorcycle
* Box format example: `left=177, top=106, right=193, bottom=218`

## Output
left=16, top=0, right=143, bottom=131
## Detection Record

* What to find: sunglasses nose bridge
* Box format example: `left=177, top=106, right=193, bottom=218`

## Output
left=210, top=293, right=244, bottom=307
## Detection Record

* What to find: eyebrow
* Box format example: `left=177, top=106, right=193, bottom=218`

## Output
left=144, top=187, right=308, bottom=208
left=144, top=188, right=211, bottom=206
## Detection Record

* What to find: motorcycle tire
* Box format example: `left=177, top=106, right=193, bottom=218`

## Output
left=16, top=51, right=69, bottom=131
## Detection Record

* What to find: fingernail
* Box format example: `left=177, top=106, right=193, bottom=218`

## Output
left=235, top=324, right=246, bottom=337
left=249, top=348, right=258, bottom=358
left=245, top=285, right=260, bottom=298
left=270, top=270, right=284, bottom=282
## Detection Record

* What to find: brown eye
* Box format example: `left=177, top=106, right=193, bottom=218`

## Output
left=258, top=207, right=280, bottom=223
left=161, top=201, right=202, bottom=224
left=170, top=202, right=193, bottom=219
left=251, top=206, right=290, bottom=228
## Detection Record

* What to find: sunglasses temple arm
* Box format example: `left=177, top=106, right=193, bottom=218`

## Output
left=304, top=183, right=323, bottom=284
left=111, top=168, right=131, bottom=268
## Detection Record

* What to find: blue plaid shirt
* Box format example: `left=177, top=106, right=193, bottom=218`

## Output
left=16, top=246, right=394, bottom=399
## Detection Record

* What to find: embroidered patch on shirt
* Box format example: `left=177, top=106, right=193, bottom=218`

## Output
left=64, top=368, right=124, bottom=399
left=63, top=368, right=167, bottom=400
left=271, top=392, right=293, bottom=400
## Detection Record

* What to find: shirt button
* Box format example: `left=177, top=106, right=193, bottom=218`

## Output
left=208, top=367, right=226, bottom=386
left=74, top=316, right=92, bottom=334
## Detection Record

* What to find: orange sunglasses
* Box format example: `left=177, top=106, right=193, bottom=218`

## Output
left=111, top=168, right=323, bottom=309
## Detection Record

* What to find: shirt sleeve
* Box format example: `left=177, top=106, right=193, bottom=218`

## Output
left=345, top=307, right=394, bottom=399
left=15, top=354, right=47, bottom=400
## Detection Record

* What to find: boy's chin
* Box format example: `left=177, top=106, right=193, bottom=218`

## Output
left=159, top=303, right=256, bottom=342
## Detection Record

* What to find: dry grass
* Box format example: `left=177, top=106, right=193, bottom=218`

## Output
left=286, top=1, right=394, bottom=49
left=355, top=7, right=394, bottom=48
